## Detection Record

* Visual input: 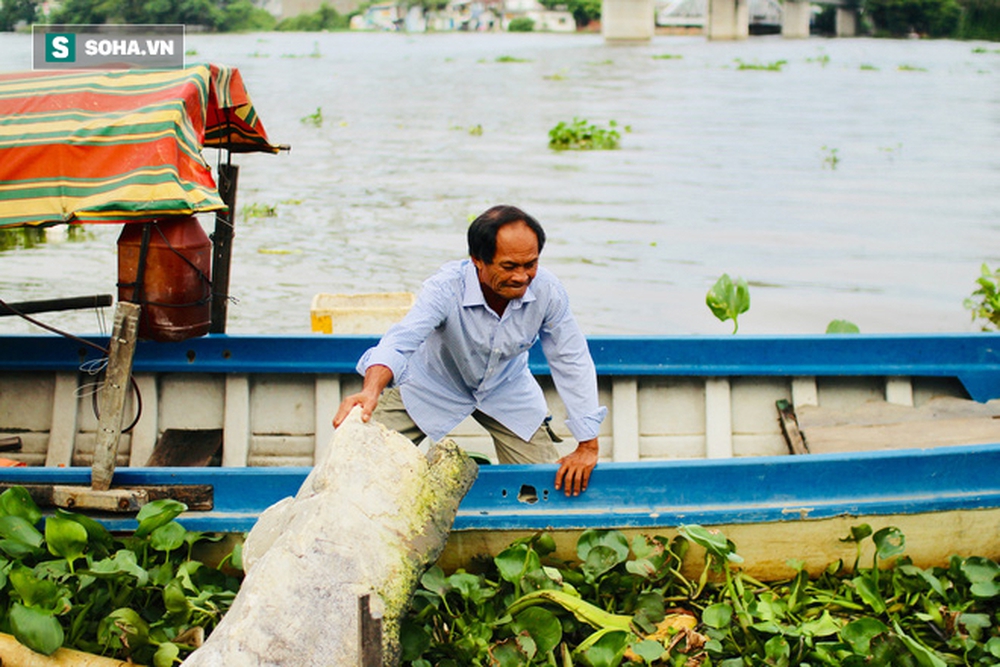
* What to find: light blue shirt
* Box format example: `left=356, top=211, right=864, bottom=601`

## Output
left=358, top=259, right=607, bottom=443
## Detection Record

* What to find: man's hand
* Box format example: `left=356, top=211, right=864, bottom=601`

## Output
left=332, top=391, right=379, bottom=427
left=554, top=438, right=598, bottom=496
left=332, top=364, right=393, bottom=428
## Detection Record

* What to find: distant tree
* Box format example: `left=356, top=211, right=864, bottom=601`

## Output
left=276, top=2, right=350, bottom=30
left=131, top=0, right=223, bottom=28
left=51, top=0, right=114, bottom=24
left=219, top=0, right=277, bottom=31
left=957, top=0, right=1000, bottom=40
left=538, top=0, right=600, bottom=28
left=0, top=0, right=37, bottom=30
left=508, top=16, right=535, bottom=30
left=863, top=0, right=961, bottom=36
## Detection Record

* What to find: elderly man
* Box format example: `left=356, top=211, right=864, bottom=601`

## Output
left=333, top=205, right=606, bottom=496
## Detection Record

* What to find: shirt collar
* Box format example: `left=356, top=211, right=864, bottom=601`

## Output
left=461, top=259, right=536, bottom=310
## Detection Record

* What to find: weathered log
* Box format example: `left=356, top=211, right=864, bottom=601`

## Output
left=0, top=632, right=138, bottom=666
left=181, top=407, right=479, bottom=667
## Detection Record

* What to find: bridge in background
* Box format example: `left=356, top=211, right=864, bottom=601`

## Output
left=603, top=0, right=859, bottom=40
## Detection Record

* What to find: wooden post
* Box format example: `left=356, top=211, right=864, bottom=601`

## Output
left=210, top=162, right=239, bottom=334
left=91, top=302, right=140, bottom=491
left=359, top=594, right=383, bottom=667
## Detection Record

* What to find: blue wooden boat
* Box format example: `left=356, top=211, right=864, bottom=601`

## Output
left=1, top=66, right=996, bottom=578
left=1, top=332, right=998, bottom=579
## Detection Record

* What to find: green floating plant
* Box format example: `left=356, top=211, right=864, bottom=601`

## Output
left=706, top=273, right=750, bottom=333
left=548, top=117, right=626, bottom=151
left=401, top=523, right=1000, bottom=666
left=964, top=263, right=1000, bottom=331
left=0, top=487, right=241, bottom=664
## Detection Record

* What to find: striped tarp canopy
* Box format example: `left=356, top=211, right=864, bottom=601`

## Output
left=0, top=63, right=280, bottom=228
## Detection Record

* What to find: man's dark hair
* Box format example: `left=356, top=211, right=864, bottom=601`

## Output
left=467, top=205, right=546, bottom=264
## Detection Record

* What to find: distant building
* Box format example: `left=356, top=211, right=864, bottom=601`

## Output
left=502, top=0, right=576, bottom=31
left=349, top=2, right=405, bottom=30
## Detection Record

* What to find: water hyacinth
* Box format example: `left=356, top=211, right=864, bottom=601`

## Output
left=400, top=524, right=999, bottom=666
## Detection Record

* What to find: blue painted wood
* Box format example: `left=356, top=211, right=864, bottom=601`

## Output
left=455, top=443, right=1000, bottom=530
left=3, top=333, right=1000, bottom=400
left=0, top=443, right=995, bottom=534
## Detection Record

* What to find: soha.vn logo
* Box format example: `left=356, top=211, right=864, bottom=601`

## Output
left=49, top=35, right=176, bottom=61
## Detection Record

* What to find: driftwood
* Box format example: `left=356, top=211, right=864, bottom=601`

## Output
left=181, top=408, right=479, bottom=667
left=0, top=632, right=137, bottom=666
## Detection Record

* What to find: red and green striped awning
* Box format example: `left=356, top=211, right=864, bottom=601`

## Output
left=0, top=63, right=280, bottom=228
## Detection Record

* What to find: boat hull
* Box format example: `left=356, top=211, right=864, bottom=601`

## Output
left=1, top=332, right=998, bottom=577
left=0, top=443, right=996, bottom=579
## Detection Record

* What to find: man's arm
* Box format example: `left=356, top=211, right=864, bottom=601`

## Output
left=333, top=364, right=394, bottom=427
left=554, top=437, right=599, bottom=497
left=536, top=276, right=607, bottom=495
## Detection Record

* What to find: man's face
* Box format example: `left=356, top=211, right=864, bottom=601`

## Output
left=473, top=220, right=540, bottom=303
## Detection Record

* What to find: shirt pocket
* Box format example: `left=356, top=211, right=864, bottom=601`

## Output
left=502, top=335, right=537, bottom=359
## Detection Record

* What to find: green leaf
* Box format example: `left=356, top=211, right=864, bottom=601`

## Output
left=841, top=524, right=873, bottom=543
left=872, top=526, right=905, bottom=561
left=493, top=640, right=530, bottom=667
left=10, top=602, right=64, bottom=655
left=153, top=642, right=181, bottom=667
left=149, top=520, right=187, bottom=553
left=512, top=606, right=563, bottom=655
left=135, top=499, right=187, bottom=538
left=448, top=571, right=491, bottom=604
left=162, top=578, right=191, bottom=620
left=706, top=273, right=750, bottom=333
left=764, top=635, right=790, bottom=667
left=419, top=565, right=448, bottom=597
left=495, top=543, right=541, bottom=583
left=85, top=549, right=149, bottom=587
left=0, top=514, right=45, bottom=558
left=631, top=638, right=665, bottom=663
left=631, top=592, right=665, bottom=634
left=841, top=617, right=890, bottom=655
left=826, top=319, right=860, bottom=333
left=0, top=486, right=42, bottom=524
left=679, top=524, right=743, bottom=564
left=852, top=575, right=887, bottom=613
left=533, top=532, right=557, bottom=557
left=55, top=508, right=114, bottom=557
left=960, top=556, right=999, bottom=597
left=45, top=514, right=88, bottom=566
left=98, top=607, right=150, bottom=651
left=794, top=610, right=842, bottom=638
left=9, top=565, right=64, bottom=611
left=627, top=535, right=671, bottom=579
left=581, top=545, right=623, bottom=583
left=399, top=617, right=432, bottom=662
left=577, top=529, right=630, bottom=563
left=702, top=603, right=733, bottom=629
left=892, top=620, right=947, bottom=667
left=575, top=628, right=632, bottom=667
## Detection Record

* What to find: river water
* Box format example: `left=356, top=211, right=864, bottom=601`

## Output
left=1, top=31, right=998, bottom=337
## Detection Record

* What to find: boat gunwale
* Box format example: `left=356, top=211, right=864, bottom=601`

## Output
left=0, top=443, right=995, bottom=533
left=3, top=332, right=1000, bottom=399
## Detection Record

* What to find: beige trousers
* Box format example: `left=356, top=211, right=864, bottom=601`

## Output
left=372, top=387, right=559, bottom=465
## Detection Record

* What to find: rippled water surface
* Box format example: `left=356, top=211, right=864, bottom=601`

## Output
left=1, top=31, right=998, bottom=336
